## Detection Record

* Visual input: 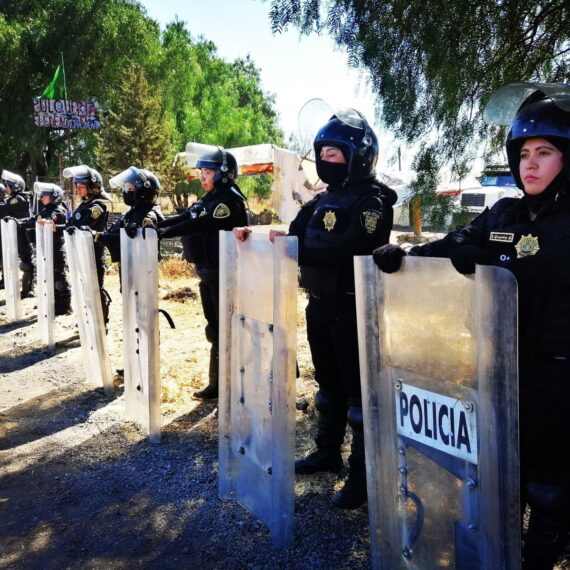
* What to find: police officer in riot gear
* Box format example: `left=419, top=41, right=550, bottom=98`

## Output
left=158, top=147, right=247, bottom=400
left=237, top=109, right=397, bottom=508
left=63, top=165, right=111, bottom=322
left=374, top=85, right=570, bottom=569
left=94, top=166, right=164, bottom=264
left=0, top=170, right=33, bottom=294
left=17, top=183, right=72, bottom=314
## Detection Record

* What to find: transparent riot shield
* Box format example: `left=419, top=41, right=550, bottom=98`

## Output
left=218, top=231, right=298, bottom=548
left=120, top=228, right=160, bottom=443
left=36, top=222, right=55, bottom=349
left=354, top=256, right=520, bottom=570
left=1, top=219, right=22, bottom=320
left=64, top=229, right=113, bottom=394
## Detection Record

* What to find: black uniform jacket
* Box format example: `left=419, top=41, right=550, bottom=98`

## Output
left=99, top=203, right=164, bottom=262
left=65, top=196, right=109, bottom=232
left=289, top=177, right=397, bottom=296
left=159, top=185, right=247, bottom=269
left=0, top=192, right=30, bottom=219
left=414, top=195, right=570, bottom=357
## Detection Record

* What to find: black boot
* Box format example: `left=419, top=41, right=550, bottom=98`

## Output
left=295, top=402, right=346, bottom=474
left=332, top=429, right=367, bottom=509
left=20, top=269, right=34, bottom=298
left=295, top=448, right=343, bottom=474
left=193, top=345, right=218, bottom=400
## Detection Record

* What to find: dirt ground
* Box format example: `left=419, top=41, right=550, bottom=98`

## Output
left=0, top=264, right=373, bottom=570
left=1, top=258, right=568, bottom=569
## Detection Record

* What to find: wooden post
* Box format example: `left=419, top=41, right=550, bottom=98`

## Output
left=411, top=196, right=422, bottom=239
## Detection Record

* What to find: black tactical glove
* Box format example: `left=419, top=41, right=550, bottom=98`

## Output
left=373, top=244, right=407, bottom=273
left=125, top=223, right=138, bottom=239
left=66, top=226, right=76, bottom=235
left=156, top=227, right=166, bottom=239
left=79, top=225, right=92, bottom=232
left=2, top=216, right=15, bottom=223
left=449, top=245, right=489, bottom=275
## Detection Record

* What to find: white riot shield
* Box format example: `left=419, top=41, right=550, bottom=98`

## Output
left=36, top=222, right=55, bottom=349
left=64, top=229, right=113, bottom=394
left=1, top=219, right=22, bottom=320
left=218, top=231, right=298, bottom=548
left=120, top=228, right=160, bottom=443
left=354, top=256, right=520, bottom=570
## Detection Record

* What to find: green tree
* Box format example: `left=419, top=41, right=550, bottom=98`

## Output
left=268, top=0, right=569, bottom=154
left=0, top=0, right=161, bottom=180
left=97, top=66, right=173, bottom=179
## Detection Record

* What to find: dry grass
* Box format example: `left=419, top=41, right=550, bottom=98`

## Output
left=159, top=258, right=196, bottom=280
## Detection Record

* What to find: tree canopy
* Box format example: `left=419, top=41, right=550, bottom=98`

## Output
left=0, top=1, right=283, bottom=192
left=268, top=0, right=570, bottom=162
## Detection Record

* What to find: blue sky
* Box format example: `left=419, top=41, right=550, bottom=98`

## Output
left=138, top=0, right=410, bottom=172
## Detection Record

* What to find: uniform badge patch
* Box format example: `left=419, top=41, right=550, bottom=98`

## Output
left=361, top=210, right=380, bottom=234
left=75, top=212, right=81, bottom=220
left=515, top=234, right=540, bottom=257
left=213, top=203, right=231, bottom=219
left=10, top=198, right=17, bottom=205
left=91, top=205, right=104, bottom=220
left=323, top=210, right=337, bottom=232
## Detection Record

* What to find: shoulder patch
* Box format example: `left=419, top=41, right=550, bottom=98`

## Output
left=10, top=198, right=18, bottom=205
left=361, top=209, right=381, bottom=235
left=213, top=203, right=231, bottom=219
left=91, top=205, right=104, bottom=219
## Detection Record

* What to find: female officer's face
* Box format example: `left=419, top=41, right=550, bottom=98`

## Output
left=75, top=183, right=89, bottom=199
left=199, top=168, right=216, bottom=192
left=519, top=138, right=564, bottom=196
left=320, top=146, right=347, bottom=164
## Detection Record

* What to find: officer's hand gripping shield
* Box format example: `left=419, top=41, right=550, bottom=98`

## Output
left=354, top=256, right=520, bottom=569
left=120, top=227, right=160, bottom=443
left=36, top=221, right=55, bottom=349
left=64, top=229, right=113, bottom=394
left=1, top=219, right=23, bottom=320
left=218, top=231, right=298, bottom=548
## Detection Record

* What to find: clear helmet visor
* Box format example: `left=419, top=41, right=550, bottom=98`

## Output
left=181, top=142, right=223, bottom=168
left=1, top=170, right=25, bottom=189
left=483, top=81, right=570, bottom=125
left=298, top=98, right=372, bottom=155
left=33, top=181, right=62, bottom=196
left=63, top=165, right=93, bottom=181
left=109, top=166, right=139, bottom=190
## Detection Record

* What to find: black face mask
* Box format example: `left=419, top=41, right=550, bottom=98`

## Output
left=317, top=160, right=348, bottom=187
left=123, top=191, right=136, bottom=206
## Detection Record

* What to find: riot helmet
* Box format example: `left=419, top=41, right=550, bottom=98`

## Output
left=313, top=108, right=379, bottom=184
left=109, top=166, right=160, bottom=206
left=63, top=165, right=105, bottom=199
left=197, top=149, right=238, bottom=188
left=1, top=170, right=26, bottom=193
left=183, top=143, right=238, bottom=189
left=505, top=92, right=570, bottom=189
left=34, top=182, right=65, bottom=205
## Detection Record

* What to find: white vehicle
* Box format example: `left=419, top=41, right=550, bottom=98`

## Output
left=457, top=169, right=523, bottom=214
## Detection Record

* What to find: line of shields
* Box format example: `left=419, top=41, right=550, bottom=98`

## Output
left=1, top=221, right=521, bottom=567
left=0, top=221, right=163, bottom=443
left=217, top=231, right=521, bottom=568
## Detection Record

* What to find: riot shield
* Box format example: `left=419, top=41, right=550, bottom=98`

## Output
left=64, top=229, right=113, bottom=394
left=218, top=231, right=298, bottom=548
left=36, top=222, right=55, bottom=349
left=354, top=256, right=520, bottom=570
left=1, top=219, right=23, bottom=320
left=120, top=227, right=160, bottom=443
